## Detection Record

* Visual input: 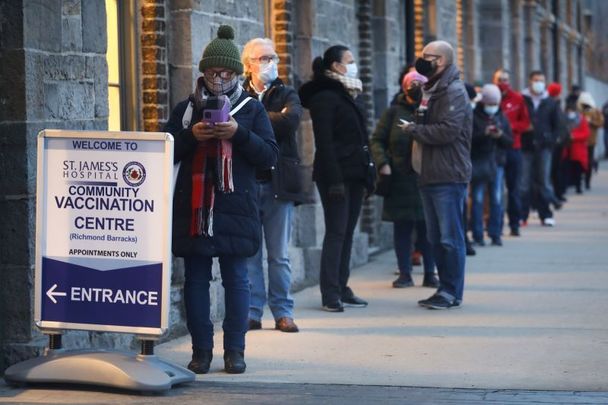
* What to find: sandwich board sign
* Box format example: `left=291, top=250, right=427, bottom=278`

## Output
left=34, top=130, right=174, bottom=335
left=5, top=130, right=194, bottom=392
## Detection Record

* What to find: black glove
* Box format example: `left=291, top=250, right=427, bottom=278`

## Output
left=328, top=183, right=346, bottom=201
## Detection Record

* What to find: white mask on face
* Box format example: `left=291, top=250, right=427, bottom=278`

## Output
left=484, top=105, right=499, bottom=115
left=257, top=61, right=278, bottom=85
left=532, top=81, right=546, bottom=94
left=344, top=62, right=358, bottom=79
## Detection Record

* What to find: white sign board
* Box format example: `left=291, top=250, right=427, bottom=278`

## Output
left=34, top=130, right=174, bottom=336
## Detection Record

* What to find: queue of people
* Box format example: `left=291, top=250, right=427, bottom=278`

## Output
left=162, top=25, right=605, bottom=375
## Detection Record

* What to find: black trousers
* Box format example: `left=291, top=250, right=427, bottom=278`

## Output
left=316, top=181, right=364, bottom=305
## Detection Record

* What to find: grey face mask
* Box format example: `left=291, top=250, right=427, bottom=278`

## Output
left=204, top=75, right=238, bottom=96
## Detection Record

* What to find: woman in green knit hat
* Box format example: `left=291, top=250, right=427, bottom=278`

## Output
left=164, top=25, right=278, bottom=375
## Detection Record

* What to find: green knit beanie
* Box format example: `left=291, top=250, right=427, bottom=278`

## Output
left=198, top=25, right=243, bottom=75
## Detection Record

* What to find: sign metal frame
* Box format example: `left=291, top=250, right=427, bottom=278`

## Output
left=34, top=129, right=174, bottom=336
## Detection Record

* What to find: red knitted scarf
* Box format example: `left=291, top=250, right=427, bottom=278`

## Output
left=190, top=138, right=233, bottom=237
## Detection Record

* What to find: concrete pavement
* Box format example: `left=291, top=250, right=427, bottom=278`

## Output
left=2, top=166, right=608, bottom=403
left=155, top=166, right=608, bottom=391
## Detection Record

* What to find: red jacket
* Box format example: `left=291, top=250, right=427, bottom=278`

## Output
left=500, top=89, right=531, bottom=149
left=563, top=114, right=590, bottom=170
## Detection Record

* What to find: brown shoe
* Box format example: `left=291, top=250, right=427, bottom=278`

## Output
left=248, top=319, right=262, bottom=331
left=275, top=317, right=299, bottom=333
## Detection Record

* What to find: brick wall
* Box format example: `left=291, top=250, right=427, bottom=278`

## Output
left=141, top=0, right=169, bottom=132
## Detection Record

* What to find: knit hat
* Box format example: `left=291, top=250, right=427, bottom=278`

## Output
left=199, top=25, right=243, bottom=75
left=402, top=71, right=428, bottom=90
left=481, top=84, right=501, bottom=105
left=547, top=82, right=562, bottom=98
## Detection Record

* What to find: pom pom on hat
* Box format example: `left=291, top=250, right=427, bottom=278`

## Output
left=199, top=25, right=243, bottom=75
left=547, top=82, right=562, bottom=98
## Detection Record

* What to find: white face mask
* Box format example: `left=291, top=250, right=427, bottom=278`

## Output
left=484, top=105, right=499, bottom=115
left=257, top=61, right=278, bottom=85
left=343, top=62, right=358, bottom=79
left=531, top=81, right=546, bottom=95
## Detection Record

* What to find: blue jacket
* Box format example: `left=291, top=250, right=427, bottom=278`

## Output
left=164, top=91, right=278, bottom=257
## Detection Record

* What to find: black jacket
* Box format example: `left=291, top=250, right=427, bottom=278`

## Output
left=244, top=78, right=306, bottom=203
left=164, top=90, right=278, bottom=257
left=298, top=75, right=372, bottom=187
left=521, top=92, right=560, bottom=151
left=471, top=104, right=514, bottom=182
left=404, top=64, right=472, bottom=186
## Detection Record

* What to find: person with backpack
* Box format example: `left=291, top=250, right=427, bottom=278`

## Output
left=163, top=25, right=278, bottom=375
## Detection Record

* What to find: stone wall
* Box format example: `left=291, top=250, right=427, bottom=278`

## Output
left=0, top=0, right=109, bottom=372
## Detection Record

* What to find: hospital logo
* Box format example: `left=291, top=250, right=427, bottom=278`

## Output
left=122, top=161, right=146, bottom=187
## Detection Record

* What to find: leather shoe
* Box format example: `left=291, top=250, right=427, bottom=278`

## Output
left=422, top=274, right=440, bottom=288
left=187, top=349, right=212, bottom=374
left=275, top=317, right=299, bottom=333
left=224, top=350, right=246, bottom=374
left=248, top=319, right=262, bottom=331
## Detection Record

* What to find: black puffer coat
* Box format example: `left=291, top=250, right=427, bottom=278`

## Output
left=164, top=90, right=278, bottom=258
left=298, top=75, right=372, bottom=187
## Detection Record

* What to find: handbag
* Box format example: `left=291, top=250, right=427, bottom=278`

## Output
left=271, top=155, right=307, bottom=202
left=374, top=173, right=391, bottom=197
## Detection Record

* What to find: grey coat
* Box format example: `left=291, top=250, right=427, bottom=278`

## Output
left=405, top=64, right=472, bottom=186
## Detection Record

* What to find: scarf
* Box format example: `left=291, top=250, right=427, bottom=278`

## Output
left=324, top=69, right=363, bottom=98
left=190, top=78, right=239, bottom=237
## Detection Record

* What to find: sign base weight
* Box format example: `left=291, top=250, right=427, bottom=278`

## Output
left=4, top=349, right=195, bottom=392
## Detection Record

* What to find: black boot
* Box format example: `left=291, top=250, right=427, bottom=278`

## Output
left=224, top=350, right=246, bottom=374
left=187, top=348, right=213, bottom=374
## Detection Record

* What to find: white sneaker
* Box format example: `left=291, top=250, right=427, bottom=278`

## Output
left=542, top=217, right=555, bottom=227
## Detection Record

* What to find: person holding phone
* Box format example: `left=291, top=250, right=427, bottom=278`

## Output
left=371, top=71, right=438, bottom=289
left=164, top=25, right=278, bottom=375
left=399, top=41, right=472, bottom=310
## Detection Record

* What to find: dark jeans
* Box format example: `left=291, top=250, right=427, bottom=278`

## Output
left=520, top=148, right=554, bottom=221
left=317, top=181, right=364, bottom=305
left=393, top=220, right=435, bottom=276
left=184, top=255, right=249, bottom=352
left=585, top=145, right=595, bottom=189
left=505, top=149, right=523, bottom=231
left=420, top=183, right=467, bottom=302
left=552, top=145, right=567, bottom=199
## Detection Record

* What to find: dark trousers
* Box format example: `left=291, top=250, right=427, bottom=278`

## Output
left=394, top=220, right=435, bottom=276
left=317, top=181, right=364, bottom=305
left=504, top=149, right=522, bottom=231
left=552, top=146, right=567, bottom=199
left=585, top=145, right=595, bottom=189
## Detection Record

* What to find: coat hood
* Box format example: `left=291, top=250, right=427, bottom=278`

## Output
left=298, top=75, right=347, bottom=108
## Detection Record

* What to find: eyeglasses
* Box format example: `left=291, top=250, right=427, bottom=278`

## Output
left=203, top=70, right=236, bottom=80
left=249, top=55, right=280, bottom=64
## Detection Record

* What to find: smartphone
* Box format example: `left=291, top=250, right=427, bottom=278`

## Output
left=202, top=95, right=231, bottom=125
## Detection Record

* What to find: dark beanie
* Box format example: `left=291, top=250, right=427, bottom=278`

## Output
left=199, top=25, right=243, bottom=75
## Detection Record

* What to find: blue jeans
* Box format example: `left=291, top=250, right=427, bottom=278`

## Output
left=520, top=148, right=554, bottom=221
left=246, top=182, right=295, bottom=322
left=504, top=149, right=522, bottom=231
left=394, top=220, right=435, bottom=276
left=470, top=166, right=505, bottom=241
left=420, top=183, right=467, bottom=302
left=184, top=255, right=249, bottom=352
